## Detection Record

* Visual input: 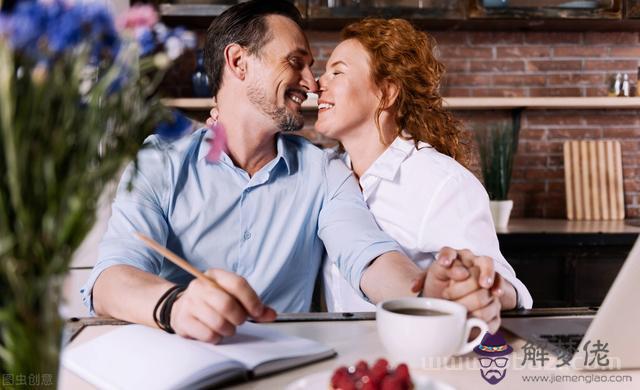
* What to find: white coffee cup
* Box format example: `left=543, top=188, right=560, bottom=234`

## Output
left=376, top=297, right=488, bottom=365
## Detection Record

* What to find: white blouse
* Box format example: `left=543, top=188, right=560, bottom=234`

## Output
left=323, top=136, right=533, bottom=311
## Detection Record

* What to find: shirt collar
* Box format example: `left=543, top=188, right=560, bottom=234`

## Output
left=360, top=136, right=417, bottom=182
left=272, top=133, right=294, bottom=175
left=198, top=127, right=294, bottom=176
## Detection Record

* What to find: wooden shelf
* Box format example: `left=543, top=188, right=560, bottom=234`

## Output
left=162, top=96, right=640, bottom=111
left=156, top=2, right=640, bottom=31
left=444, top=96, right=640, bottom=110
left=159, top=4, right=230, bottom=17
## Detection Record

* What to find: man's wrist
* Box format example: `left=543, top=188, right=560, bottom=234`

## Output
left=154, top=284, right=187, bottom=333
left=168, top=290, right=186, bottom=332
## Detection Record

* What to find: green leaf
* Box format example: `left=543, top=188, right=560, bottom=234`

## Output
left=0, top=236, right=15, bottom=257
left=475, top=121, right=517, bottom=201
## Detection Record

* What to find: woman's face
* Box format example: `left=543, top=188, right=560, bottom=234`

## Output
left=315, top=39, right=382, bottom=140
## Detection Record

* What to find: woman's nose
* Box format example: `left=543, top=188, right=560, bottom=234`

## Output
left=317, top=74, right=327, bottom=91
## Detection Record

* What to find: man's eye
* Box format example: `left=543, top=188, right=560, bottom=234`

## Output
left=289, top=58, right=303, bottom=69
left=332, top=71, right=342, bottom=76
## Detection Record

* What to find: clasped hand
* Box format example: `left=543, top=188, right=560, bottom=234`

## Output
left=412, top=247, right=511, bottom=333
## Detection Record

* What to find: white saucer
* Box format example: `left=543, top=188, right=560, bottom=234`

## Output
left=285, top=369, right=456, bottom=390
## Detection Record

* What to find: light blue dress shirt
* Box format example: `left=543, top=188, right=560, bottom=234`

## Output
left=81, top=128, right=400, bottom=313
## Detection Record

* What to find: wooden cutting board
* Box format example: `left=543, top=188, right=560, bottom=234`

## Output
left=564, top=140, right=625, bottom=221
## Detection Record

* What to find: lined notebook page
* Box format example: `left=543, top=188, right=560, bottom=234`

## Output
left=62, top=324, right=241, bottom=390
left=63, top=322, right=334, bottom=389
left=208, top=322, right=333, bottom=369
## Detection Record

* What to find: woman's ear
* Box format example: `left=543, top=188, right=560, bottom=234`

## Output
left=380, top=81, right=400, bottom=110
left=224, top=43, right=247, bottom=80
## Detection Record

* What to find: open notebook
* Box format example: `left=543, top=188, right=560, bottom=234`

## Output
left=62, top=322, right=335, bottom=389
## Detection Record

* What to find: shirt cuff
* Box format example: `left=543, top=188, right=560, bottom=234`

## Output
left=349, top=244, right=402, bottom=301
left=494, top=261, right=533, bottom=309
left=80, top=258, right=156, bottom=316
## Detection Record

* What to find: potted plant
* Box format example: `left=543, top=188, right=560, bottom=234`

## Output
left=0, top=2, right=207, bottom=384
left=475, top=119, right=519, bottom=228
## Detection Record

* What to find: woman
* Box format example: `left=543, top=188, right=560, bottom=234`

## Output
left=315, top=19, right=532, bottom=314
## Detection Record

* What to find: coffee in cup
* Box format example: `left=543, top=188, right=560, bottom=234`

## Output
left=376, top=297, right=488, bottom=366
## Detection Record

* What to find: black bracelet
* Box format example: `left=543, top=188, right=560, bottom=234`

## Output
left=159, top=285, right=187, bottom=334
left=153, top=285, right=185, bottom=333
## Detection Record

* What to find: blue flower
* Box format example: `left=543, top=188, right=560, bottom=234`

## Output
left=3, top=1, right=48, bottom=52
left=2, top=0, right=120, bottom=62
left=79, top=3, right=120, bottom=60
left=106, top=74, right=127, bottom=96
left=0, top=14, right=11, bottom=37
left=153, top=23, right=169, bottom=45
left=47, top=9, right=83, bottom=54
left=136, top=28, right=155, bottom=57
left=155, top=110, right=192, bottom=139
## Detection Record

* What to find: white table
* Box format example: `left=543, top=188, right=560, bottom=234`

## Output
left=59, top=319, right=639, bottom=389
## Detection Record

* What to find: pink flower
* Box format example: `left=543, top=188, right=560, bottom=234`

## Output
left=117, top=4, right=158, bottom=31
left=205, top=123, right=227, bottom=163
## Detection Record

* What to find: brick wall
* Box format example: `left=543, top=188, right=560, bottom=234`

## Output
left=166, top=29, right=640, bottom=219
left=303, top=30, right=640, bottom=219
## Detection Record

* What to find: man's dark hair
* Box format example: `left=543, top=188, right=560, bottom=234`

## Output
left=204, top=0, right=304, bottom=97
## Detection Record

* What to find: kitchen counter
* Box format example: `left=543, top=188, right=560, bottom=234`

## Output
left=496, top=219, right=639, bottom=308
left=497, top=218, right=640, bottom=234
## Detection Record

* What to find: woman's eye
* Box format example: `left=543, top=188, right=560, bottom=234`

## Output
left=332, top=71, right=342, bottom=76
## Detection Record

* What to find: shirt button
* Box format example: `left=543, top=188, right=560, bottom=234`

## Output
left=243, top=231, right=251, bottom=240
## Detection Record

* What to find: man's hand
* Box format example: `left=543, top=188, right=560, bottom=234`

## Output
left=440, top=246, right=518, bottom=312
left=412, top=257, right=470, bottom=299
left=411, top=247, right=514, bottom=333
left=411, top=247, right=496, bottom=300
left=439, top=247, right=497, bottom=290
left=170, top=269, right=276, bottom=343
left=442, top=264, right=503, bottom=333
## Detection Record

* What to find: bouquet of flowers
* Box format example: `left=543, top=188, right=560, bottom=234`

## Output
left=0, top=1, right=197, bottom=383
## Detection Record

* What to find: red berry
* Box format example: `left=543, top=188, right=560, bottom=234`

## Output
left=335, top=377, right=356, bottom=390
left=370, top=369, right=387, bottom=385
left=361, top=382, right=376, bottom=390
left=381, top=376, right=402, bottom=390
left=331, top=366, right=350, bottom=387
left=395, top=363, right=410, bottom=382
left=374, top=358, right=389, bottom=369
left=356, top=360, right=369, bottom=372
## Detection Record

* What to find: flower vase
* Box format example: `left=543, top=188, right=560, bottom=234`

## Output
left=192, top=49, right=212, bottom=97
left=489, top=200, right=513, bottom=228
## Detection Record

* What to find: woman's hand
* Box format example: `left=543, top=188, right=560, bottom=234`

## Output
left=205, top=99, right=219, bottom=128
left=442, top=264, right=503, bottom=333
left=415, top=247, right=497, bottom=301
left=415, top=247, right=517, bottom=334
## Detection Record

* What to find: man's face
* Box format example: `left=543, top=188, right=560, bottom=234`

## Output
left=478, top=356, right=509, bottom=385
left=245, top=15, right=316, bottom=132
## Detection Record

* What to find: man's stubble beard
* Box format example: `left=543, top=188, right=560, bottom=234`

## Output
left=247, top=82, right=304, bottom=133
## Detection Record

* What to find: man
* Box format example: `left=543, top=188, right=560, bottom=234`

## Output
left=83, top=0, right=520, bottom=343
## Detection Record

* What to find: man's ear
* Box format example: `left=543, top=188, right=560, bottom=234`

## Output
left=224, top=43, right=248, bottom=80
left=380, top=81, right=400, bottom=110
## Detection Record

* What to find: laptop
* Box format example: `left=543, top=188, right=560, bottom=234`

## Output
left=502, top=235, right=640, bottom=370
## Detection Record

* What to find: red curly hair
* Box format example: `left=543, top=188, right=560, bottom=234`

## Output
left=342, top=18, right=468, bottom=166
